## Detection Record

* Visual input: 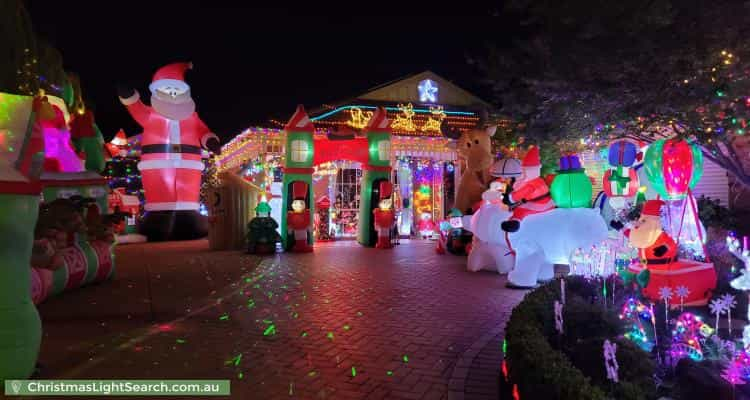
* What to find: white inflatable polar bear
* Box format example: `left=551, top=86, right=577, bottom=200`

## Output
left=463, top=205, right=608, bottom=287
left=464, top=197, right=515, bottom=274
left=466, top=227, right=516, bottom=274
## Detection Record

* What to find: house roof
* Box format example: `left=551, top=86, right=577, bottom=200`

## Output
left=355, top=70, right=491, bottom=108
left=307, top=70, right=491, bottom=115
left=267, top=71, right=498, bottom=136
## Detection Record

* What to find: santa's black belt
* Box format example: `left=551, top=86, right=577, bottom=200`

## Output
left=640, top=257, right=678, bottom=265
left=141, top=144, right=202, bottom=154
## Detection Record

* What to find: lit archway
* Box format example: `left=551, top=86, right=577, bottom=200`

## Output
left=280, top=105, right=392, bottom=250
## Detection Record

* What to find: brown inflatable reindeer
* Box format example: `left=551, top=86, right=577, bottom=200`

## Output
left=441, top=110, right=497, bottom=215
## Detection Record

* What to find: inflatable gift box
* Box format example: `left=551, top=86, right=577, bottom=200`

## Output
left=40, top=171, right=109, bottom=213
left=30, top=237, right=115, bottom=304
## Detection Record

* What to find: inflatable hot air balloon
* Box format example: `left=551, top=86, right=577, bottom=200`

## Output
left=644, top=139, right=703, bottom=200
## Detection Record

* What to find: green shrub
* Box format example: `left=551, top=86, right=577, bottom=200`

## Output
left=504, top=277, right=655, bottom=400
left=697, top=196, right=737, bottom=230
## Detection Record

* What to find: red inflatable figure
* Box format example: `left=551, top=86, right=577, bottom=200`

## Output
left=625, top=199, right=716, bottom=306
left=373, top=181, right=395, bottom=249
left=501, top=146, right=555, bottom=232
left=287, top=181, right=313, bottom=252
left=118, top=62, right=221, bottom=240
left=624, top=200, right=678, bottom=263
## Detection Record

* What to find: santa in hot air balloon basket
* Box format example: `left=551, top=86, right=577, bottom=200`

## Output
left=624, top=199, right=716, bottom=306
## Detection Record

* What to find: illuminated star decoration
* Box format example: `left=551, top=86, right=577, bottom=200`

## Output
left=659, top=286, right=673, bottom=324
left=721, top=293, right=737, bottom=334
left=675, top=286, right=690, bottom=311
left=722, top=362, right=746, bottom=386
left=418, top=79, right=438, bottom=103
left=709, top=297, right=727, bottom=331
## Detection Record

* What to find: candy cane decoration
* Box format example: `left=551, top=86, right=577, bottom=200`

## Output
left=554, top=300, right=564, bottom=335
left=560, top=278, right=566, bottom=305
left=650, top=303, right=658, bottom=348
left=603, top=339, right=619, bottom=383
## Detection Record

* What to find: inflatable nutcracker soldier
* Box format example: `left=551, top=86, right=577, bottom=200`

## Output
left=287, top=181, right=313, bottom=252
left=117, top=62, right=221, bottom=241
left=373, top=181, right=395, bottom=249
left=501, top=146, right=555, bottom=232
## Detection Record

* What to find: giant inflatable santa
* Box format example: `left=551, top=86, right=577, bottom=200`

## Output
left=118, top=62, right=221, bottom=240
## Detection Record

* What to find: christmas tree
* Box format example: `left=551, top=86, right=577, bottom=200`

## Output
left=103, top=131, right=143, bottom=207
left=315, top=196, right=332, bottom=241
left=103, top=156, right=143, bottom=208
left=247, top=202, right=281, bottom=254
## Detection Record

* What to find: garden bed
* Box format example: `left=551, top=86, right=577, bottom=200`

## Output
left=500, top=275, right=750, bottom=400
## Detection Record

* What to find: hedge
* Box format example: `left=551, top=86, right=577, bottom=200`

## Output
left=503, top=277, right=656, bottom=400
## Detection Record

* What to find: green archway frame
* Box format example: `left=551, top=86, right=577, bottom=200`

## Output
left=280, top=106, right=392, bottom=249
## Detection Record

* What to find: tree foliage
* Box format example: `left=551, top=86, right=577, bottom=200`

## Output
left=475, top=0, right=750, bottom=186
left=0, top=0, right=68, bottom=96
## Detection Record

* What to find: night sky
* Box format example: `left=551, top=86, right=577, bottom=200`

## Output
left=25, top=2, right=512, bottom=142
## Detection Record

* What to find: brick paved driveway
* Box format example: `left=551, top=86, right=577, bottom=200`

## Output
left=36, top=240, right=525, bottom=399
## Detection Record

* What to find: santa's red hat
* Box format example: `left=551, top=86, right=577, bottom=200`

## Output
left=149, top=62, right=192, bottom=94
left=285, top=105, right=315, bottom=132
left=379, top=181, right=393, bottom=199
left=522, top=146, right=541, bottom=167
left=642, top=199, right=665, bottom=217
left=292, top=181, right=308, bottom=201
left=111, top=129, right=128, bottom=146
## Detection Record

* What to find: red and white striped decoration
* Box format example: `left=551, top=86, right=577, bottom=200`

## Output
left=285, top=104, right=315, bottom=132
left=366, top=107, right=391, bottom=131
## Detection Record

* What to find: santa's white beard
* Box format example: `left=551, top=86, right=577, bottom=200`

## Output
left=152, top=96, right=196, bottom=120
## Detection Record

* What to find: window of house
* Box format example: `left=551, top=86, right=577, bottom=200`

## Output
left=377, top=140, right=390, bottom=161
left=290, top=140, right=308, bottom=162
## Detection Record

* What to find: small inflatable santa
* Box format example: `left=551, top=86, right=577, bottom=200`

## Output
left=287, top=181, right=313, bottom=252
left=624, top=198, right=717, bottom=305
left=501, top=146, right=555, bottom=232
left=372, top=181, right=395, bottom=249
left=105, top=130, right=130, bottom=158
left=624, top=199, right=678, bottom=264
left=118, top=62, right=221, bottom=241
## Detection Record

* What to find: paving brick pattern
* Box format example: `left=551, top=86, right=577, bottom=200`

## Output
left=36, top=239, right=525, bottom=399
